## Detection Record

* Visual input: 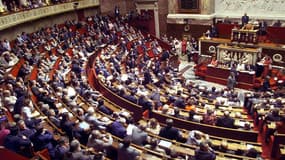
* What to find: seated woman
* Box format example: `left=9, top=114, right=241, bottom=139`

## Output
left=261, top=55, right=272, bottom=78
left=202, top=109, right=216, bottom=125
left=210, top=56, right=218, bottom=67
left=146, top=118, right=161, bottom=135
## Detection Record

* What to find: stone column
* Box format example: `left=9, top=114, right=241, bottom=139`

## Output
left=168, top=0, right=178, bottom=14
left=135, top=1, right=160, bottom=38
left=154, top=3, right=160, bottom=38
left=200, top=0, right=215, bottom=14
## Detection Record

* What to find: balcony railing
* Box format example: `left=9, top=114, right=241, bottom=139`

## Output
left=0, top=0, right=99, bottom=30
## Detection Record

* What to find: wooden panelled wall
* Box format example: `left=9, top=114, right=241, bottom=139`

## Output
left=167, top=23, right=210, bottom=39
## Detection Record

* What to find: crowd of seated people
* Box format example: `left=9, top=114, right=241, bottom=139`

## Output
left=0, top=0, right=74, bottom=13
left=96, top=44, right=258, bottom=129
left=1, top=8, right=284, bottom=160
left=87, top=16, right=274, bottom=159
left=0, top=13, right=193, bottom=160
left=0, top=14, right=117, bottom=159
left=89, top=13, right=285, bottom=159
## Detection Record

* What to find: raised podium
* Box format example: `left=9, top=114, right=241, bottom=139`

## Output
left=231, top=28, right=258, bottom=44
left=205, top=66, right=255, bottom=89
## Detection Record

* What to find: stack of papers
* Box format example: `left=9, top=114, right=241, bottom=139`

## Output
left=158, top=140, right=172, bottom=148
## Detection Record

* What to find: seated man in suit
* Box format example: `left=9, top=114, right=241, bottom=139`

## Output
left=4, top=122, right=33, bottom=157
left=216, top=111, right=235, bottom=128
left=159, top=118, right=181, bottom=141
left=125, top=90, right=138, bottom=104
left=109, top=118, right=127, bottom=139
left=130, top=124, right=149, bottom=146
left=30, top=125, right=55, bottom=158
left=117, top=136, right=140, bottom=160
left=194, top=141, right=216, bottom=160
left=53, top=137, right=69, bottom=160
left=174, top=91, right=186, bottom=109
left=98, top=99, right=113, bottom=115
left=66, top=139, right=94, bottom=160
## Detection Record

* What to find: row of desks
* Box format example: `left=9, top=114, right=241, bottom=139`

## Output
left=199, top=37, right=285, bottom=67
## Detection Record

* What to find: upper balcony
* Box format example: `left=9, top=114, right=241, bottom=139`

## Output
left=0, top=0, right=99, bottom=30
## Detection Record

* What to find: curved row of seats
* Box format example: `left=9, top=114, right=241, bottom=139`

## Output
left=87, top=35, right=260, bottom=139
left=83, top=21, right=264, bottom=159
left=85, top=17, right=285, bottom=159
left=1, top=12, right=284, bottom=160
left=29, top=15, right=262, bottom=159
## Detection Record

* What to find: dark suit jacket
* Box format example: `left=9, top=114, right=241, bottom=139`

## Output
left=265, top=113, right=282, bottom=122
left=216, top=116, right=235, bottom=128
left=98, top=104, right=113, bottom=115
left=19, top=128, right=35, bottom=139
left=118, top=144, right=140, bottom=160
left=4, top=134, right=31, bottom=155
left=241, top=15, right=249, bottom=26
left=30, top=131, right=54, bottom=151
left=160, top=51, right=170, bottom=61
left=18, top=66, right=29, bottom=78
left=53, top=145, right=68, bottom=160
left=126, top=95, right=137, bottom=104
left=194, top=149, right=216, bottom=160
left=138, top=96, right=147, bottom=106
left=31, top=86, right=42, bottom=98
left=159, top=126, right=180, bottom=140
left=109, top=121, right=126, bottom=139
left=13, top=95, right=25, bottom=114
left=61, top=120, right=75, bottom=141
left=25, top=118, right=41, bottom=129
left=174, top=98, right=186, bottom=108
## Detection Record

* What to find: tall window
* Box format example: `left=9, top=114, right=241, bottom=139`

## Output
left=179, top=0, right=200, bottom=13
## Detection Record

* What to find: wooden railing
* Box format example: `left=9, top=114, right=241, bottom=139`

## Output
left=271, top=133, right=285, bottom=158
left=0, top=147, right=28, bottom=160
left=0, top=0, right=99, bottom=30
left=87, top=53, right=143, bottom=122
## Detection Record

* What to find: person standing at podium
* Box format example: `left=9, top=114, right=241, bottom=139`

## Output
left=209, top=24, right=218, bottom=38
left=241, top=13, right=249, bottom=26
